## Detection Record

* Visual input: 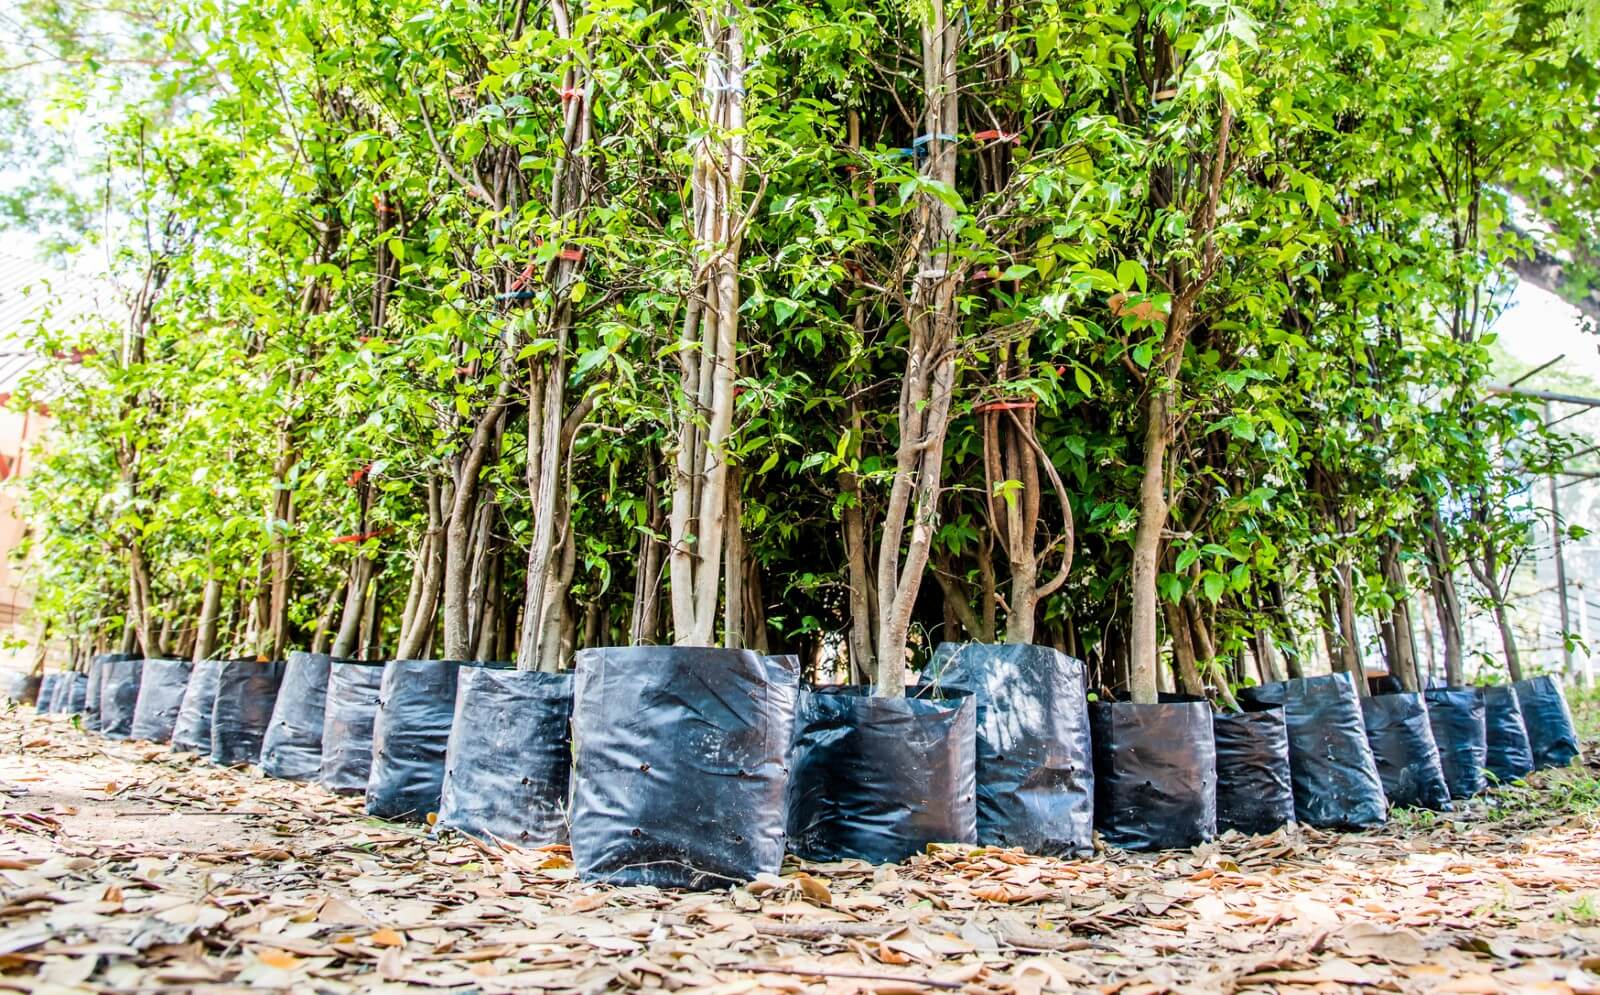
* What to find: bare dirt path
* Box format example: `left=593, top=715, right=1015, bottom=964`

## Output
left=1, top=705, right=1598, bottom=993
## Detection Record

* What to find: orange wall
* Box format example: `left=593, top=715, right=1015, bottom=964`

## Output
left=0, top=404, right=49, bottom=626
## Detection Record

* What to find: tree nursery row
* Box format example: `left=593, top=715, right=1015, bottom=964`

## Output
left=6, top=0, right=1600, bottom=881
left=8, top=645, right=1585, bottom=885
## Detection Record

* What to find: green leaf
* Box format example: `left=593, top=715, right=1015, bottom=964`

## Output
left=1073, top=365, right=1092, bottom=397
left=1116, top=259, right=1146, bottom=293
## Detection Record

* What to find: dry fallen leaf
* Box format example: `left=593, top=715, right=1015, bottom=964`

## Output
left=255, top=950, right=300, bottom=970
left=369, top=927, right=406, bottom=948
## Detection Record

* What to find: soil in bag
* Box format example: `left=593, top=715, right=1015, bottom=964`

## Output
left=98, top=657, right=145, bottom=739
left=210, top=660, right=285, bottom=765
left=1482, top=685, right=1534, bottom=783
left=34, top=673, right=60, bottom=714
left=925, top=643, right=1092, bottom=857
left=320, top=660, right=385, bottom=793
left=1090, top=697, right=1217, bottom=851
left=1423, top=687, right=1487, bottom=799
left=130, top=659, right=193, bottom=743
left=5, top=671, right=41, bottom=706
left=1213, top=707, right=1295, bottom=836
left=171, top=660, right=224, bottom=753
left=1513, top=676, right=1581, bottom=770
left=60, top=672, right=89, bottom=714
left=572, top=647, right=799, bottom=888
left=366, top=660, right=460, bottom=821
left=1359, top=692, right=1452, bottom=811
left=788, top=685, right=977, bottom=865
left=1240, top=673, right=1387, bottom=829
left=259, top=651, right=331, bottom=780
left=437, top=666, right=573, bottom=845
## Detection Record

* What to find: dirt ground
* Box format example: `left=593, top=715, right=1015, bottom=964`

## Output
left=1, top=705, right=1598, bottom=993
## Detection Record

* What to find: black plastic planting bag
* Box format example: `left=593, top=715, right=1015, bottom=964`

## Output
left=926, top=642, right=1092, bottom=856
left=259, top=652, right=331, bottom=780
left=60, top=672, right=88, bottom=714
left=1212, top=708, right=1295, bottom=836
left=45, top=674, right=68, bottom=712
left=1241, top=673, right=1387, bottom=829
left=1423, top=687, right=1487, bottom=799
left=437, top=667, right=573, bottom=844
left=99, top=657, right=144, bottom=739
left=84, top=656, right=109, bottom=730
left=171, top=660, right=224, bottom=753
left=1359, top=693, right=1452, bottom=811
left=572, top=647, right=799, bottom=887
left=5, top=671, right=41, bottom=706
left=210, top=660, right=284, bottom=765
left=1482, top=685, right=1534, bottom=782
left=34, top=673, right=59, bottom=714
left=1514, top=676, right=1581, bottom=770
left=788, top=685, right=977, bottom=864
left=320, top=660, right=385, bottom=793
left=1090, top=698, right=1217, bottom=851
left=130, top=658, right=193, bottom=743
left=50, top=673, right=76, bottom=713
left=366, top=660, right=460, bottom=821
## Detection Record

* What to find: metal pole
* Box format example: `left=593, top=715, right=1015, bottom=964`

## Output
left=1546, top=401, right=1574, bottom=682
left=1579, top=579, right=1595, bottom=690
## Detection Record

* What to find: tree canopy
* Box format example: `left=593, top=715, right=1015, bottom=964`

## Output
left=6, top=0, right=1599, bottom=701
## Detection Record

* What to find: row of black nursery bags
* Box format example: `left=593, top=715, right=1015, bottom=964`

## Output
left=99, top=655, right=145, bottom=739
left=1090, top=696, right=1218, bottom=850
left=1514, top=676, right=1582, bottom=770
left=211, top=660, right=284, bottom=765
left=436, top=667, right=574, bottom=844
left=130, top=658, right=193, bottom=743
left=34, top=673, right=59, bottom=714
left=366, top=659, right=460, bottom=820
left=172, top=659, right=224, bottom=753
left=1213, top=707, right=1296, bottom=836
left=1242, top=673, right=1389, bottom=829
left=1483, top=685, right=1535, bottom=782
left=1424, top=686, right=1487, bottom=799
left=259, top=652, right=330, bottom=780
left=44, top=671, right=87, bottom=714
left=1359, top=692, right=1452, bottom=811
left=926, top=643, right=1094, bottom=857
left=788, top=684, right=976, bottom=864
left=572, top=647, right=800, bottom=889
left=4, top=670, right=41, bottom=706
left=84, top=653, right=131, bottom=731
left=320, top=660, right=385, bottom=793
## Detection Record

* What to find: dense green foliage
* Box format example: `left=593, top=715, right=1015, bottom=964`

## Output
left=6, top=0, right=1599, bottom=698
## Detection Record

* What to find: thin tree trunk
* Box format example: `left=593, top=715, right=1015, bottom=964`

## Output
left=1129, top=380, right=1173, bottom=704
left=724, top=466, right=745, bottom=649
left=629, top=459, right=665, bottom=645
left=1164, top=599, right=1205, bottom=695
left=1380, top=540, right=1420, bottom=692
left=397, top=478, right=445, bottom=660
left=1493, top=601, right=1524, bottom=681
left=669, top=7, right=750, bottom=647
left=841, top=446, right=876, bottom=679
left=1333, top=564, right=1366, bottom=694
left=873, top=2, right=961, bottom=692
left=311, top=583, right=344, bottom=654
left=1426, top=511, right=1465, bottom=685
left=1469, top=537, right=1523, bottom=682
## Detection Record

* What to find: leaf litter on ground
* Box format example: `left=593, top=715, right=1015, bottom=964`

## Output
left=1, top=706, right=1599, bottom=993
